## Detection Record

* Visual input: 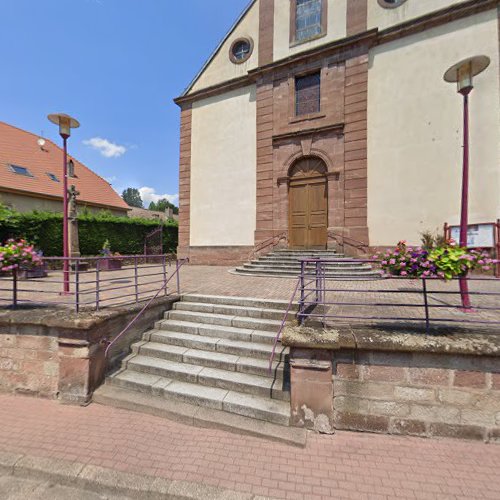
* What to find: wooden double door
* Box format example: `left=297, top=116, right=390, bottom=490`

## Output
left=289, top=171, right=328, bottom=250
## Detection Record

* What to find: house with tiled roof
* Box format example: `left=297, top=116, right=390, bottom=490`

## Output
left=0, top=121, right=130, bottom=216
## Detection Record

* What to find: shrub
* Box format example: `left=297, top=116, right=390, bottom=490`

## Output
left=0, top=208, right=178, bottom=256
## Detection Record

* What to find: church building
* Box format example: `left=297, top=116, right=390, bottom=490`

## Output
left=175, top=0, right=499, bottom=264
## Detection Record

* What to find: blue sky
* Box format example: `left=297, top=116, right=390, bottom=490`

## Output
left=0, top=0, right=250, bottom=207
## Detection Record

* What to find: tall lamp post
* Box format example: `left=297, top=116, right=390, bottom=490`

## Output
left=47, top=113, right=80, bottom=294
left=443, top=55, right=490, bottom=310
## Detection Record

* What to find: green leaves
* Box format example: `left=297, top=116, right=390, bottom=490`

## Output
left=0, top=209, right=178, bottom=256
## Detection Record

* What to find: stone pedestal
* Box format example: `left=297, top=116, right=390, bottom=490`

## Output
left=290, top=348, right=334, bottom=433
left=58, top=339, right=106, bottom=405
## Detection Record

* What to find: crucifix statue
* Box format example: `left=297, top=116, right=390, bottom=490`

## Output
left=68, top=185, right=81, bottom=258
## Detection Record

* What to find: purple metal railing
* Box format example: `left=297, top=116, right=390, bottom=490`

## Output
left=297, top=258, right=500, bottom=333
left=0, top=254, right=187, bottom=313
left=269, top=257, right=500, bottom=369
left=104, top=257, right=189, bottom=357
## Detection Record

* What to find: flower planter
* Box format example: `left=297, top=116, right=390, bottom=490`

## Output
left=18, top=263, right=48, bottom=280
left=100, top=258, right=122, bottom=271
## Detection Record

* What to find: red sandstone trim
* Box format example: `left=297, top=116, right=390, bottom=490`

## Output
left=185, top=246, right=254, bottom=266
left=178, top=104, right=192, bottom=258
left=259, top=0, right=274, bottom=66
left=346, top=0, right=368, bottom=37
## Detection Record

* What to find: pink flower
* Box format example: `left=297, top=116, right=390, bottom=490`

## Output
left=401, top=271, right=408, bottom=276
left=483, top=266, right=491, bottom=271
left=389, top=259, right=396, bottom=265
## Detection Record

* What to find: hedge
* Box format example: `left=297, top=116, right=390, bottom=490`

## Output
left=0, top=209, right=178, bottom=256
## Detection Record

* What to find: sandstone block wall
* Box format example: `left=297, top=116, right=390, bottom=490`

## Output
left=333, top=350, right=500, bottom=441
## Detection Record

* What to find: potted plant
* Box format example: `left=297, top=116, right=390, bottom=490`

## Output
left=375, top=239, right=494, bottom=280
left=99, top=239, right=123, bottom=271
left=0, top=239, right=45, bottom=279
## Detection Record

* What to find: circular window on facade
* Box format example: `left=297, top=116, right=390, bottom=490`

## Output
left=378, top=0, right=408, bottom=8
left=230, top=37, right=254, bottom=64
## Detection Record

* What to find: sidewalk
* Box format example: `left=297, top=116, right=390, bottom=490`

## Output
left=0, top=394, right=499, bottom=499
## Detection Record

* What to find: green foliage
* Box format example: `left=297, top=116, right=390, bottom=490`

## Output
left=0, top=209, right=178, bottom=256
left=121, top=187, right=143, bottom=208
left=148, top=198, right=179, bottom=215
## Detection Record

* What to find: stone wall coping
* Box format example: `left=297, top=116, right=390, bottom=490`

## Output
left=0, top=296, right=179, bottom=339
left=282, top=324, right=500, bottom=357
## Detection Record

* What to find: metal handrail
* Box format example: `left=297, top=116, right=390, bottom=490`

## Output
left=328, top=230, right=369, bottom=253
left=249, top=231, right=288, bottom=261
left=268, top=276, right=301, bottom=372
left=104, top=258, right=189, bottom=357
left=297, top=258, right=500, bottom=335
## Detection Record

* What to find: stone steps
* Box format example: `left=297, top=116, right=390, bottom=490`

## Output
left=134, top=341, right=285, bottom=378
left=94, top=294, right=298, bottom=438
left=234, top=249, right=379, bottom=279
left=93, top=386, right=307, bottom=447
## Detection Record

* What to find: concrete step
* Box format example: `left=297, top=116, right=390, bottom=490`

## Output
left=153, top=320, right=280, bottom=344
left=93, top=385, right=306, bottom=447
left=173, top=301, right=293, bottom=321
left=234, top=267, right=381, bottom=278
left=107, top=367, right=290, bottom=422
left=134, top=341, right=287, bottom=379
left=246, top=262, right=372, bottom=271
left=149, top=330, right=287, bottom=360
left=181, top=294, right=299, bottom=311
left=165, top=310, right=282, bottom=333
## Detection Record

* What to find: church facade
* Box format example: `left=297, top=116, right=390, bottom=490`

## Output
left=175, top=0, right=499, bottom=264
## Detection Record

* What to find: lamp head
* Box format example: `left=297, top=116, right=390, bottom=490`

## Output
left=47, top=113, right=80, bottom=139
left=444, top=55, right=490, bottom=95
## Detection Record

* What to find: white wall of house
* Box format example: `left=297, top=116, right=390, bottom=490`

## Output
left=368, top=0, right=467, bottom=31
left=189, top=1, right=259, bottom=94
left=367, top=10, right=500, bottom=246
left=190, top=85, right=257, bottom=246
left=273, top=0, right=347, bottom=62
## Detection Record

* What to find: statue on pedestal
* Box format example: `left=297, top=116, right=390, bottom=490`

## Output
left=68, top=185, right=81, bottom=259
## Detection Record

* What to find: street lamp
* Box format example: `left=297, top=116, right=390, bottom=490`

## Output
left=47, top=113, right=80, bottom=294
left=444, top=55, right=490, bottom=310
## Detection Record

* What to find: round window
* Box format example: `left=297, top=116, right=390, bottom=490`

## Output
left=229, top=38, right=253, bottom=64
left=378, top=0, right=408, bottom=8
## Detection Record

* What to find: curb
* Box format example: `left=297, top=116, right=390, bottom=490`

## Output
left=0, top=450, right=274, bottom=500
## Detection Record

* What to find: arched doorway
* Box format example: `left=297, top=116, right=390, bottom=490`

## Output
left=288, top=157, right=328, bottom=249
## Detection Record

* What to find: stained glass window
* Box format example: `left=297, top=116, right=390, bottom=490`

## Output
left=295, top=72, right=321, bottom=116
left=295, top=0, right=322, bottom=42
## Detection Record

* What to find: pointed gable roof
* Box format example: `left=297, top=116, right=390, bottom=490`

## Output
left=0, top=121, right=130, bottom=211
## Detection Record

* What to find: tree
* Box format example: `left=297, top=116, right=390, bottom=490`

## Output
left=148, top=198, right=178, bottom=215
left=122, top=188, right=143, bottom=208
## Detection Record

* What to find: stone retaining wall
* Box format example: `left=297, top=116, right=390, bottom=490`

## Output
left=333, top=349, right=499, bottom=441
left=0, top=297, right=178, bottom=404
left=284, top=326, right=500, bottom=442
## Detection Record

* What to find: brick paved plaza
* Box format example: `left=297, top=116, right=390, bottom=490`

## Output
left=0, top=394, right=499, bottom=499
left=1, top=264, right=498, bottom=332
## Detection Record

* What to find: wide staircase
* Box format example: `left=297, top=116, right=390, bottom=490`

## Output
left=93, top=294, right=307, bottom=446
left=234, top=248, right=380, bottom=278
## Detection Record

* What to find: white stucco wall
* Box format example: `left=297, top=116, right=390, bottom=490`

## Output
left=190, top=86, right=257, bottom=246
left=368, top=0, right=467, bottom=31
left=367, top=10, right=500, bottom=247
left=273, top=0, right=347, bottom=62
left=189, top=1, right=259, bottom=94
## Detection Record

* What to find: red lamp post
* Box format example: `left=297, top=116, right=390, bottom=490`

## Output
left=444, top=56, right=490, bottom=310
left=47, top=113, right=80, bottom=294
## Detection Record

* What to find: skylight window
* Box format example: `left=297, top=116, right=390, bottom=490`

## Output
left=47, top=173, right=60, bottom=182
left=9, top=164, right=33, bottom=177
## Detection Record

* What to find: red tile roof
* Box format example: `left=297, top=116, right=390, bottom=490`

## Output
left=0, top=121, right=130, bottom=211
